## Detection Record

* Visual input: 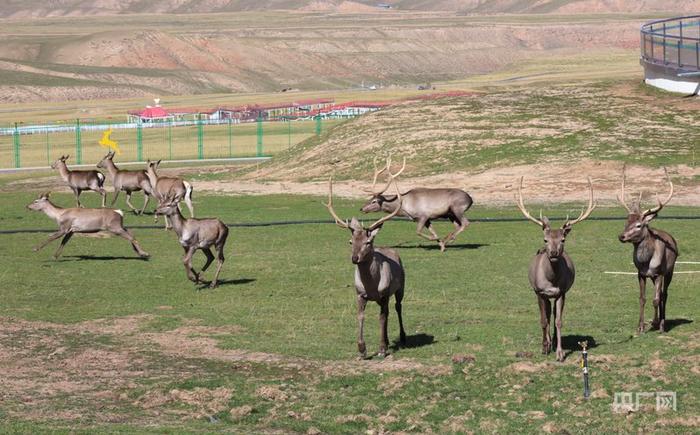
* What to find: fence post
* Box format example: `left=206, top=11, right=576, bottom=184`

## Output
left=136, top=122, right=143, bottom=162
left=256, top=116, right=263, bottom=157
left=697, top=41, right=699, bottom=68
left=315, top=115, right=321, bottom=135
left=168, top=119, right=173, bottom=160
left=46, top=127, right=50, bottom=166
left=228, top=118, right=233, bottom=157
left=13, top=122, right=20, bottom=168
left=288, top=119, right=291, bottom=149
left=678, top=40, right=682, bottom=66
left=663, top=23, right=667, bottom=64
left=75, top=118, right=82, bottom=164
left=197, top=114, right=204, bottom=160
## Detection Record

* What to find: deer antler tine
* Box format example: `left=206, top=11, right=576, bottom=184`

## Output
left=368, top=177, right=403, bottom=231
left=323, top=175, right=350, bottom=229
left=364, top=155, right=390, bottom=194
left=375, top=155, right=407, bottom=195
left=642, top=167, right=674, bottom=216
left=565, top=176, right=596, bottom=227
left=516, top=177, right=545, bottom=227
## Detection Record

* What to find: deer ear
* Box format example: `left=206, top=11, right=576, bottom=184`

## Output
left=156, top=159, right=162, bottom=167
left=349, top=217, right=363, bottom=232
left=562, top=223, right=572, bottom=235
left=41, top=191, right=51, bottom=199
left=368, top=226, right=381, bottom=240
left=642, top=212, right=657, bottom=224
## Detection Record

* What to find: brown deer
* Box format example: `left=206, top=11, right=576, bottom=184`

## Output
left=51, top=155, right=107, bottom=207
left=516, top=177, right=596, bottom=361
left=360, top=156, right=473, bottom=252
left=26, top=192, right=149, bottom=259
left=155, top=195, right=228, bottom=288
left=97, top=151, right=154, bottom=215
left=617, top=167, right=677, bottom=333
left=324, top=175, right=407, bottom=359
left=145, top=160, right=194, bottom=229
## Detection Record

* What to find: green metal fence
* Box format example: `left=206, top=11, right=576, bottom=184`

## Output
left=1, top=116, right=337, bottom=169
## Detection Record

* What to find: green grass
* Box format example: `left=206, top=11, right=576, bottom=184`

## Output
left=0, top=190, right=698, bottom=432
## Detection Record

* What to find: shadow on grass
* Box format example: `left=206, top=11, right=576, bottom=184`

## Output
left=391, top=333, right=436, bottom=351
left=196, top=278, right=256, bottom=290
left=561, top=335, right=597, bottom=360
left=663, top=318, right=693, bottom=331
left=389, top=243, right=489, bottom=251
left=59, top=255, right=149, bottom=262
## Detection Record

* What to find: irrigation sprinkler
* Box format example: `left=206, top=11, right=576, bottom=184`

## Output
left=579, top=341, right=590, bottom=399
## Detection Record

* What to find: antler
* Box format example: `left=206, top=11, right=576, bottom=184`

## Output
left=371, top=156, right=406, bottom=195
left=642, top=167, right=674, bottom=217
left=564, top=177, right=596, bottom=228
left=364, top=156, right=390, bottom=194
left=516, top=177, right=545, bottom=227
left=323, top=176, right=350, bottom=229
left=617, top=164, right=632, bottom=213
left=368, top=177, right=403, bottom=231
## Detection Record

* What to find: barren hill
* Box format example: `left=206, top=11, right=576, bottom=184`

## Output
left=0, top=0, right=696, bottom=17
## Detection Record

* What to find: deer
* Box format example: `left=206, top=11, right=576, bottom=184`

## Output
left=360, top=156, right=473, bottom=252
left=324, top=174, right=407, bottom=359
left=154, top=194, right=228, bottom=288
left=145, top=160, right=194, bottom=230
left=97, top=151, right=154, bottom=215
left=516, top=176, right=596, bottom=361
left=26, top=192, right=149, bottom=259
left=51, top=155, right=107, bottom=208
left=617, top=166, right=678, bottom=333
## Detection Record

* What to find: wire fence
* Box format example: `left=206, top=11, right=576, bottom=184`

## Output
left=641, top=15, right=700, bottom=71
left=0, top=116, right=338, bottom=169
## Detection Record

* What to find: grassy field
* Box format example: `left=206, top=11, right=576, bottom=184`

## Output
left=0, top=189, right=697, bottom=432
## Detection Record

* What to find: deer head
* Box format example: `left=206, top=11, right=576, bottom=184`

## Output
left=97, top=151, right=115, bottom=169
left=50, top=155, right=69, bottom=169
left=154, top=194, right=179, bottom=217
left=617, top=166, right=673, bottom=244
left=26, top=192, right=52, bottom=212
left=360, top=155, right=406, bottom=213
left=517, top=177, right=596, bottom=261
left=325, top=175, right=402, bottom=264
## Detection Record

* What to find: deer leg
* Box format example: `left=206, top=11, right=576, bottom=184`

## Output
left=201, top=248, right=215, bottom=272
left=125, top=192, right=137, bottom=213
left=651, top=275, right=663, bottom=331
left=139, top=192, right=150, bottom=215
left=111, top=228, right=150, bottom=258
left=97, top=186, right=107, bottom=208
left=537, top=295, right=551, bottom=355
left=209, top=244, right=225, bottom=289
left=442, top=216, right=470, bottom=247
left=378, top=297, right=390, bottom=358
left=554, top=295, right=565, bottom=362
left=182, top=246, right=200, bottom=283
left=638, top=274, right=647, bottom=333
left=395, top=286, right=407, bottom=345
left=52, top=232, right=74, bottom=259
left=110, top=188, right=121, bottom=207
left=415, top=218, right=439, bottom=241
left=660, top=270, right=673, bottom=332
left=72, top=187, right=83, bottom=207
left=357, top=295, right=368, bottom=359
left=33, top=230, right=67, bottom=252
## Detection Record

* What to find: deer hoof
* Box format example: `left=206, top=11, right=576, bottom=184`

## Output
left=139, top=253, right=150, bottom=259
left=659, top=320, right=666, bottom=333
left=556, top=350, right=565, bottom=362
left=377, top=351, right=387, bottom=359
left=638, top=324, right=646, bottom=333
left=209, top=281, right=218, bottom=289
left=439, top=242, right=446, bottom=252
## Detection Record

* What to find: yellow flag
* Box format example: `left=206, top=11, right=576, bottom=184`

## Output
left=99, top=128, right=121, bottom=155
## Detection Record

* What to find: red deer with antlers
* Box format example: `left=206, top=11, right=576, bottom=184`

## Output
left=325, top=175, right=407, bottom=359
left=360, top=157, right=473, bottom=252
left=617, top=167, right=677, bottom=333
left=516, top=177, right=596, bottom=361
left=51, top=155, right=107, bottom=207
left=97, top=151, right=154, bottom=215
left=26, top=192, right=149, bottom=259
left=145, top=160, right=194, bottom=229
left=155, top=195, right=228, bottom=288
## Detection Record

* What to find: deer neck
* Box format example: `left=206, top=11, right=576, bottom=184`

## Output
left=381, top=195, right=401, bottom=214
left=42, top=201, right=65, bottom=222
left=633, top=227, right=656, bottom=262
left=355, top=251, right=382, bottom=288
left=168, top=207, right=186, bottom=236
left=56, top=163, right=70, bottom=181
left=145, top=170, right=158, bottom=187
left=103, top=160, right=119, bottom=178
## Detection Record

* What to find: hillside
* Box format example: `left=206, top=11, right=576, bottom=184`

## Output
left=0, top=12, right=645, bottom=103
left=0, top=0, right=696, bottom=17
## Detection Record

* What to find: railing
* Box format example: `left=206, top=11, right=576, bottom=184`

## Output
left=641, top=15, right=700, bottom=71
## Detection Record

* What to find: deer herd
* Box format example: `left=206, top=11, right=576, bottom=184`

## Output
left=27, top=153, right=679, bottom=360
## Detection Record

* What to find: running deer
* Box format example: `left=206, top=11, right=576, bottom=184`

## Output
left=155, top=195, right=228, bottom=288
left=324, top=175, right=407, bottom=359
left=26, top=192, right=149, bottom=259
left=516, top=177, right=596, bottom=361
left=97, top=151, right=154, bottom=215
left=360, top=156, right=473, bottom=252
left=51, top=155, right=107, bottom=207
left=617, top=167, right=678, bottom=333
left=145, top=160, right=194, bottom=229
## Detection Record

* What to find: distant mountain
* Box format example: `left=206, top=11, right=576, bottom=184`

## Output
left=0, top=0, right=696, bottom=18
